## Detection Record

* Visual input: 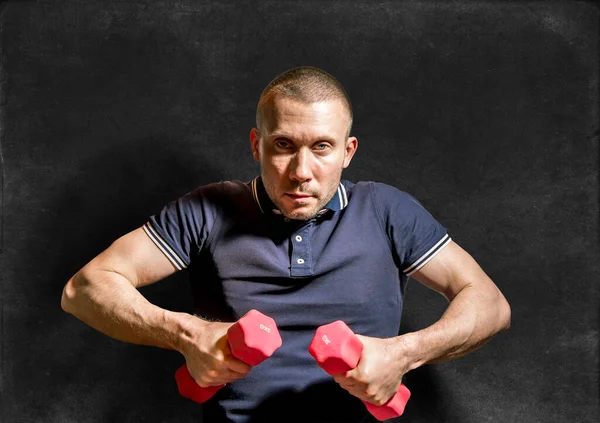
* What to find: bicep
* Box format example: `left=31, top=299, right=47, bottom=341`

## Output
left=410, top=240, right=500, bottom=301
left=82, top=226, right=178, bottom=288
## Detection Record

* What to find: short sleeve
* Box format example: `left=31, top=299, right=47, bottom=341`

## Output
left=143, top=185, right=220, bottom=271
left=372, top=182, right=451, bottom=276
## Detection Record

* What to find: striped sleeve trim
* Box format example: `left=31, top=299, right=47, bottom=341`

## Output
left=404, top=234, right=452, bottom=276
left=251, top=177, right=265, bottom=213
left=143, top=222, right=187, bottom=271
left=338, top=183, right=348, bottom=210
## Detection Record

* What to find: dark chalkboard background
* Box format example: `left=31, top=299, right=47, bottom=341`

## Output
left=1, top=1, right=598, bottom=422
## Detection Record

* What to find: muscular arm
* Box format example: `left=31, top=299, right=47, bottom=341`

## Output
left=399, top=240, right=511, bottom=370
left=329, top=240, right=511, bottom=406
left=61, top=227, right=195, bottom=352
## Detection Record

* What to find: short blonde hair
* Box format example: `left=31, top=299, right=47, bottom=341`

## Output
left=256, top=66, right=353, bottom=136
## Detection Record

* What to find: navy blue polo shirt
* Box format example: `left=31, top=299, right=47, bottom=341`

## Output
left=144, top=176, right=450, bottom=423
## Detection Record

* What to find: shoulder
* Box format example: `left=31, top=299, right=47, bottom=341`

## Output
left=184, top=180, right=253, bottom=205
left=184, top=180, right=259, bottom=221
left=347, top=180, right=421, bottom=207
left=187, top=180, right=250, bottom=197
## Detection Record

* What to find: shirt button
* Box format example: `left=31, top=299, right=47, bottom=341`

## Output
left=295, top=235, right=302, bottom=242
left=297, top=258, right=305, bottom=264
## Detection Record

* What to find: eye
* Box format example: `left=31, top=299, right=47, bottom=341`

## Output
left=275, top=140, right=291, bottom=149
left=314, top=143, right=331, bottom=151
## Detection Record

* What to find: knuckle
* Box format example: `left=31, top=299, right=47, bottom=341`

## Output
left=373, top=395, right=387, bottom=406
left=354, top=369, right=369, bottom=384
left=197, top=376, right=210, bottom=386
left=365, top=386, right=378, bottom=398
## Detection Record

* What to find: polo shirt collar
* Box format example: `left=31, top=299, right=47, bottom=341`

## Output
left=251, top=176, right=349, bottom=216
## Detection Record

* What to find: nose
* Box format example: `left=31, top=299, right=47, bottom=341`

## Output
left=289, top=148, right=313, bottom=183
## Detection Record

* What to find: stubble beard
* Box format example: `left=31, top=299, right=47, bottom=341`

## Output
left=262, top=168, right=343, bottom=221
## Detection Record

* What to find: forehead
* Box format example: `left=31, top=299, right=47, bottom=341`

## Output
left=261, top=95, right=349, bottom=137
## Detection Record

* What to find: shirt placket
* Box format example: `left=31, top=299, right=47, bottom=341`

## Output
left=289, top=220, right=314, bottom=277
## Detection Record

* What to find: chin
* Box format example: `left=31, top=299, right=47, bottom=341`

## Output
left=288, top=213, right=314, bottom=221
left=281, top=207, right=320, bottom=221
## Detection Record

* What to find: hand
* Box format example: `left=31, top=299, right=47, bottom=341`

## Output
left=179, top=317, right=252, bottom=387
left=333, top=334, right=410, bottom=406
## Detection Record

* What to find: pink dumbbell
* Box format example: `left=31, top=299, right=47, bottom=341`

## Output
left=176, top=309, right=282, bottom=403
left=308, top=320, right=411, bottom=421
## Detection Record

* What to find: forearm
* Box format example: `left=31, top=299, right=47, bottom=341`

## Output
left=399, top=284, right=511, bottom=371
left=61, top=269, right=194, bottom=352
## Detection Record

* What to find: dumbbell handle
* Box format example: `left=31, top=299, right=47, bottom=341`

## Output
left=175, top=328, right=240, bottom=404
left=175, top=364, right=226, bottom=403
left=309, top=321, right=411, bottom=421
left=175, top=309, right=282, bottom=403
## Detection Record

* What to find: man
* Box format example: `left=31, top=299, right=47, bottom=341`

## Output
left=61, top=66, right=511, bottom=422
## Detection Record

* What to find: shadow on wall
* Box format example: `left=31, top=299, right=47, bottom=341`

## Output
left=17, top=136, right=223, bottom=422
left=399, top=320, right=461, bottom=423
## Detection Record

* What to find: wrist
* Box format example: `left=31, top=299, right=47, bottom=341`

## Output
left=166, top=310, right=198, bottom=354
left=393, top=331, right=428, bottom=372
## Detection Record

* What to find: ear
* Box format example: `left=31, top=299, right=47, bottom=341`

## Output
left=250, top=128, right=260, bottom=162
left=342, top=137, right=358, bottom=168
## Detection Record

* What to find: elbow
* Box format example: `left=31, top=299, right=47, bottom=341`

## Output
left=61, top=278, right=76, bottom=314
left=61, top=272, right=85, bottom=314
left=498, top=295, right=511, bottom=332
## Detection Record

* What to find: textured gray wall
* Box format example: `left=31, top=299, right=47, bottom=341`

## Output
left=1, top=1, right=598, bottom=422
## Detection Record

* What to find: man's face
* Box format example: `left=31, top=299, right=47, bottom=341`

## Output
left=250, top=95, right=358, bottom=220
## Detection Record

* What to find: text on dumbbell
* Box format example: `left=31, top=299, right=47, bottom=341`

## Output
left=259, top=323, right=271, bottom=333
left=322, top=334, right=331, bottom=345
